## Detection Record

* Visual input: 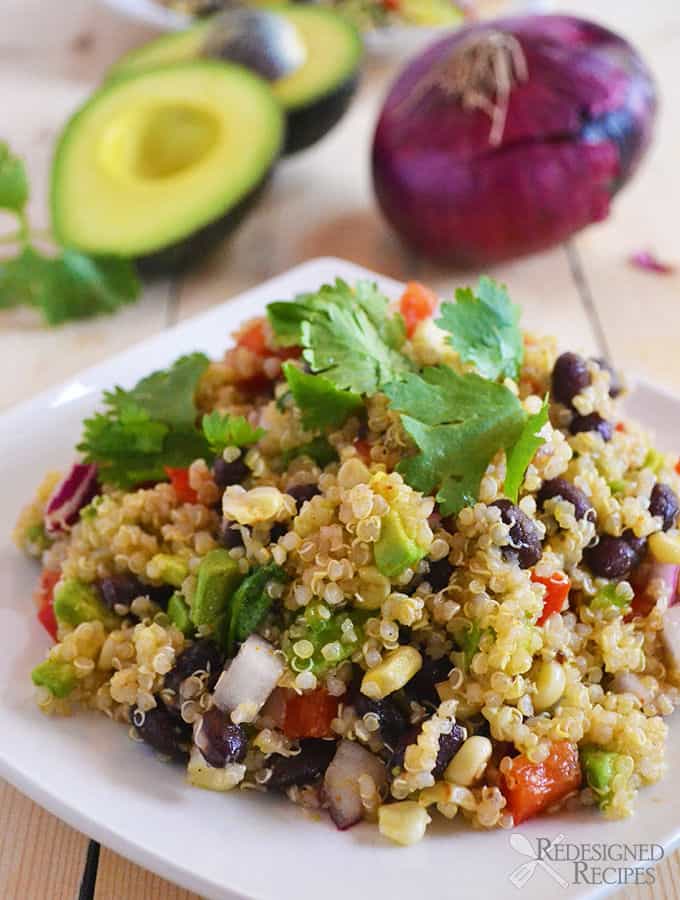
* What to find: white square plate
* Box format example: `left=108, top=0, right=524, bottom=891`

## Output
left=1, top=257, right=679, bottom=900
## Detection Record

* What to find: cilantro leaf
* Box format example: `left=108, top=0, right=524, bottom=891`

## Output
left=202, top=410, right=264, bottom=455
left=282, top=362, right=363, bottom=431
left=267, top=279, right=411, bottom=395
left=78, top=354, right=211, bottom=488
left=0, top=247, right=140, bottom=325
left=504, top=398, right=549, bottom=502
left=436, top=277, right=523, bottom=381
left=384, top=366, right=525, bottom=515
left=0, top=142, right=28, bottom=215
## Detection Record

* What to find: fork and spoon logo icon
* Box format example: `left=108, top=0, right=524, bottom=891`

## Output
left=508, top=832, right=569, bottom=889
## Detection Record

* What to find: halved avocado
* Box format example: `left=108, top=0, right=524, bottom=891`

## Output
left=51, top=61, right=284, bottom=274
left=107, top=6, right=363, bottom=155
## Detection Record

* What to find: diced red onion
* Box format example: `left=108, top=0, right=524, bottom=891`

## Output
left=629, top=250, right=675, bottom=275
left=44, top=463, right=99, bottom=537
left=372, top=15, right=656, bottom=265
left=610, top=672, right=654, bottom=703
left=662, top=605, right=680, bottom=671
left=212, top=635, right=283, bottom=720
left=323, top=739, right=387, bottom=831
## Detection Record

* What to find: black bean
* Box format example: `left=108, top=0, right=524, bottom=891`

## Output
left=584, top=535, right=637, bottom=579
left=492, top=500, right=542, bottom=569
left=286, top=483, right=320, bottom=510
left=622, top=529, right=647, bottom=561
left=426, top=558, right=454, bottom=592
left=212, top=456, right=249, bottom=490
left=650, top=483, right=680, bottom=532
left=197, top=708, right=248, bottom=768
left=570, top=413, right=613, bottom=441
left=552, top=352, right=590, bottom=407
left=269, top=522, right=288, bottom=543
left=218, top=520, right=244, bottom=549
left=592, top=357, right=623, bottom=398
left=351, top=693, right=409, bottom=748
left=403, top=656, right=451, bottom=707
left=267, top=738, right=337, bottom=791
left=130, top=704, right=191, bottom=762
left=163, top=639, right=225, bottom=706
left=536, top=477, right=595, bottom=522
left=390, top=721, right=465, bottom=779
left=97, top=574, right=173, bottom=611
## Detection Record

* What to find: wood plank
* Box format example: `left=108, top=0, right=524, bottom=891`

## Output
left=0, top=781, right=87, bottom=900
left=95, top=847, right=201, bottom=900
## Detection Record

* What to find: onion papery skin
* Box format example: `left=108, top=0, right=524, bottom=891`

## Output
left=372, top=15, right=657, bottom=266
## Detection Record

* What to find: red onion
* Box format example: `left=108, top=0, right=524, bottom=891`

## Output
left=323, top=739, right=387, bottom=830
left=44, top=462, right=99, bottom=537
left=372, top=15, right=656, bottom=266
left=629, top=250, right=675, bottom=275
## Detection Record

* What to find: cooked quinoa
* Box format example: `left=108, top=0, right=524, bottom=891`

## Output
left=16, top=276, right=680, bottom=845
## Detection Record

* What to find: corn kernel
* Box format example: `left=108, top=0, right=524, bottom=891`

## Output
left=223, top=486, right=285, bottom=525
left=361, top=646, right=422, bottom=700
left=649, top=531, right=680, bottom=564
left=444, top=736, right=492, bottom=786
left=533, top=660, right=566, bottom=712
left=418, top=782, right=456, bottom=807
left=378, top=801, right=431, bottom=846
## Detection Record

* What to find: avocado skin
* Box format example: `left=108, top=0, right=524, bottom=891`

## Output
left=135, top=174, right=274, bottom=277
left=284, top=73, right=359, bottom=155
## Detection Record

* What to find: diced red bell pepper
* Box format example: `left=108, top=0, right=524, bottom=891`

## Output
left=282, top=688, right=339, bottom=739
left=501, top=741, right=582, bottom=825
left=531, top=571, right=570, bottom=625
left=235, top=318, right=301, bottom=362
left=675, top=458, right=680, bottom=476
left=36, top=569, right=61, bottom=641
left=399, top=282, right=437, bottom=339
left=616, top=422, right=626, bottom=433
left=164, top=467, right=198, bottom=504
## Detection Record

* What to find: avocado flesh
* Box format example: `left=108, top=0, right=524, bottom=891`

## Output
left=374, top=510, right=426, bottom=578
left=53, top=578, right=120, bottom=631
left=107, top=6, right=362, bottom=154
left=52, top=61, right=284, bottom=266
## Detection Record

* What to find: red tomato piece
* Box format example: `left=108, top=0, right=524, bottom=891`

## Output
left=236, top=319, right=269, bottom=356
left=283, top=688, right=339, bottom=739
left=616, top=422, right=626, bottom=433
left=399, top=282, right=437, bottom=338
left=531, top=571, right=570, bottom=625
left=164, top=467, right=198, bottom=504
left=36, top=569, right=61, bottom=641
left=675, top=459, right=680, bottom=476
left=501, top=741, right=582, bottom=825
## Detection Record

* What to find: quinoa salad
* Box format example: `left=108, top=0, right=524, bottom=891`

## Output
left=15, top=276, right=680, bottom=845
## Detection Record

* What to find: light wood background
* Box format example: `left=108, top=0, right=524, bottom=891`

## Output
left=1, top=0, right=679, bottom=897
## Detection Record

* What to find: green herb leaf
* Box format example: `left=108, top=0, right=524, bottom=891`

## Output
left=282, top=362, right=363, bottom=431
left=228, top=564, right=288, bottom=654
left=281, top=436, right=338, bottom=469
left=202, top=410, right=264, bottom=456
left=268, top=279, right=411, bottom=394
left=78, top=354, right=211, bottom=488
left=0, top=247, right=140, bottom=325
left=436, top=277, right=523, bottom=381
left=0, top=142, right=28, bottom=215
left=504, top=398, right=549, bottom=502
left=385, top=366, right=525, bottom=515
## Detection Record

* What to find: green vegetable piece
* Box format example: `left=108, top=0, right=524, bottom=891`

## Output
left=191, top=549, right=243, bottom=628
left=0, top=141, right=29, bottom=215
left=31, top=659, right=77, bottom=699
left=436, top=277, right=523, bottom=381
left=53, top=578, right=119, bottom=630
left=608, top=480, right=626, bottom=495
left=25, top=522, right=52, bottom=552
left=580, top=746, right=627, bottom=811
left=456, top=621, right=482, bottom=670
left=282, top=362, right=363, bottom=431
left=167, top=592, right=194, bottom=637
left=374, top=510, right=426, bottom=577
left=150, top=553, right=189, bottom=588
left=385, top=366, right=526, bottom=516
left=643, top=448, right=664, bottom=474
left=591, top=583, right=630, bottom=611
left=504, top=399, right=549, bottom=502
left=283, top=602, right=367, bottom=677
left=227, top=564, right=288, bottom=654
left=202, top=410, right=264, bottom=456
left=281, top=436, right=338, bottom=469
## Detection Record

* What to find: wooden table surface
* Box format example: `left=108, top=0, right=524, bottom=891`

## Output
left=1, top=0, right=679, bottom=897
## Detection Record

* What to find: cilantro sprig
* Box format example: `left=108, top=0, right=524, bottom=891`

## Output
left=504, top=399, right=549, bottom=502
left=0, top=141, right=139, bottom=325
left=436, top=277, right=523, bottom=381
left=282, top=362, right=363, bottom=431
left=268, top=279, right=411, bottom=395
left=202, top=410, right=264, bottom=456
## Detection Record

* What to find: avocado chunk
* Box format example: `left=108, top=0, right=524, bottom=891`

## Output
left=581, top=746, right=624, bottom=809
left=107, top=6, right=362, bottom=155
left=167, top=591, right=195, bottom=637
left=227, top=564, right=288, bottom=654
left=374, top=509, right=427, bottom=578
left=52, top=61, right=284, bottom=274
left=32, top=659, right=77, bottom=699
left=53, top=579, right=119, bottom=630
left=149, top=553, right=189, bottom=589
left=191, top=549, right=243, bottom=629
